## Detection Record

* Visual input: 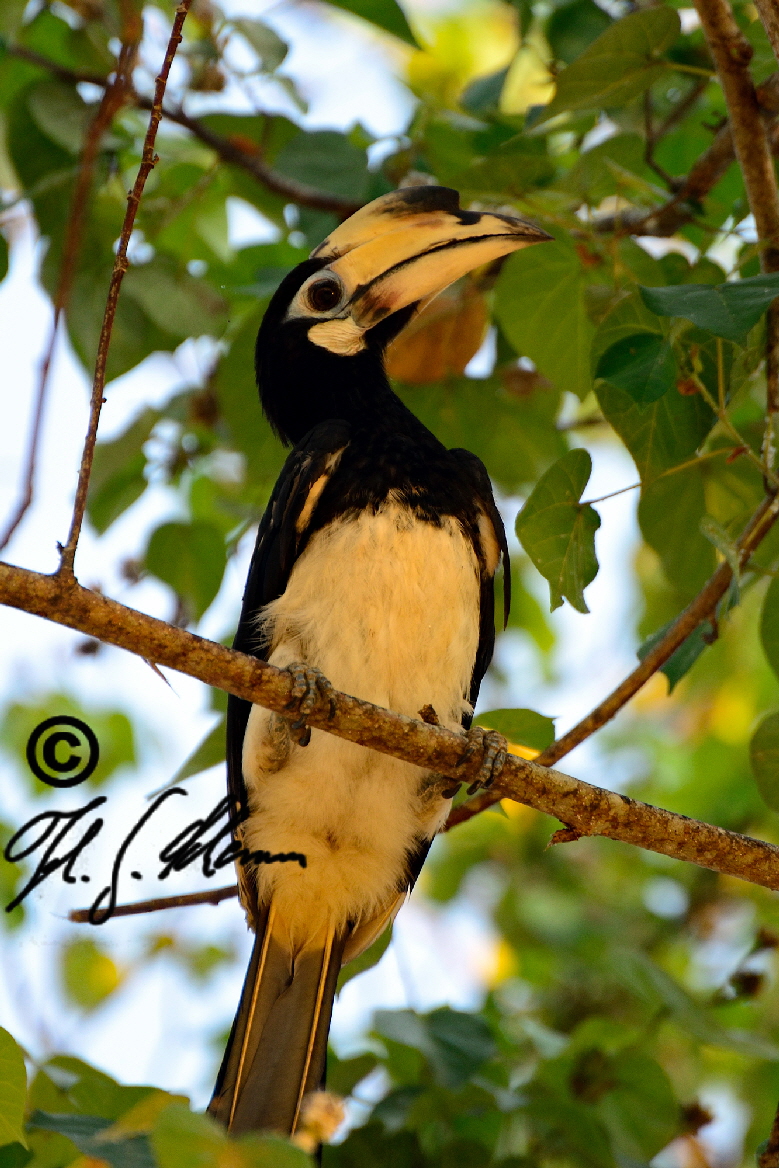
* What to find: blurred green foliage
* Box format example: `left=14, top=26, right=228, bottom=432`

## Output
left=4, top=0, right=779, bottom=1164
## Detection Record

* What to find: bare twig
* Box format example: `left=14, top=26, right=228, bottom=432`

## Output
left=57, top=1, right=193, bottom=577
left=68, top=884, right=239, bottom=922
left=5, top=560, right=779, bottom=892
left=448, top=492, right=779, bottom=826
left=0, top=41, right=138, bottom=555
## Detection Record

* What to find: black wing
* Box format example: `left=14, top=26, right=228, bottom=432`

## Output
left=227, top=420, right=351, bottom=827
left=449, top=447, right=510, bottom=721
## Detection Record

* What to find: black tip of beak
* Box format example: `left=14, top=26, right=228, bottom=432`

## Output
left=387, top=186, right=553, bottom=243
left=492, top=212, right=554, bottom=243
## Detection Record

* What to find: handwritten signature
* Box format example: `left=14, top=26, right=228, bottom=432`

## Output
left=3, top=789, right=306, bottom=924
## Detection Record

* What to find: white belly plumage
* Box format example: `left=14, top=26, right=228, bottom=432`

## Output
left=240, top=502, right=481, bottom=947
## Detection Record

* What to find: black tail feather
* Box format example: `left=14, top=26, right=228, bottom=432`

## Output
left=209, top=906, right=346, bottom=1136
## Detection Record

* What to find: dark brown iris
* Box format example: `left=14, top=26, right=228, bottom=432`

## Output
left=307, top=278, right=342, bottom=312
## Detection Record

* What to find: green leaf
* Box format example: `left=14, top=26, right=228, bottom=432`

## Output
left=1, top=696, right=135, bottom=793
left=337, top=926, right=393, bottom=992
left=374, top=1007, right=495, bottom=1089
left=547, top=0, right=612, bottom=66
left=29, top=1056, right=154, bottom=1120
left=0, top=1144, right=31, bottom=1167
left=0, top=1030, right=27, bottom=1150
left=638, top=466, right=715, bottom=596
left=61, top=938, right=123, bottom=1011
left=637, top=618, right=715, bottom=692
left=145, top=521, right=227, bottom=620
left=640, top=273, right=779, bottom=344
left=597, top=1052, right=679, bottom=1160
left=123, top=260, right=227, bottom=340
left=397, top=375, right=566, bottom=494
left=596, top=333, right=676, bottom=404
left=424, top=1007, right=496, bottom=1088
left=169, top=718, right=225, bottom=786
left=495, top=239, right=594, bottom=399
left=515, top=449, right=601, bottom=613
left=28, top=1112, right=154, bottom=1168
left=595, top=379, right=714, bottom=481
left=232, top=19, right=288, bottom=71
left=750, top=712, right=779, bottom=812
left=474, top=708, right=555, bottom=750
left=760, top=575, right=779, bottom=683
left=326, top=1052, right=379, bottom=1098
left=152, top=1103, right=310, bottom=1168
left=536, top=6, right=680, bottom=123
left=323, top=0, right=418, bottom=46
left=87, top=408, right=159, bottom=534
left=28, top=81, right=98, bottom=155
left=0, top=0, right=27, bottom=39
left=460, top=67, right=509, bottom=114
left=274, top=131, right=370, bottom=202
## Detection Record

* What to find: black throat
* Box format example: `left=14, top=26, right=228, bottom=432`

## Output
left=255, top=260, right=417, bottom=446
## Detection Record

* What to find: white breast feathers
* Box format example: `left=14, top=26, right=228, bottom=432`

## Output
left=240, top=503, right=482, bottom=948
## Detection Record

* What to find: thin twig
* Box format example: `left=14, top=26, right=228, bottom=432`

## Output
left=0, top=41, right=138, bottom=555
left=57, top=0, right=194, bottom=577
left=448, top=491, right=779, bottom=826
left=5, top=559, right=779, bottom=891
left=68, top=884, right=239, bottom=922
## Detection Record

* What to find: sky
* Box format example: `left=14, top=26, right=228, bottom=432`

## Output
left=0, top=0, right=646, bottom=1115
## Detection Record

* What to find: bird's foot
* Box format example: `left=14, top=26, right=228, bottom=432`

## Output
left=283, top=662, right=336, bottom=746
left=460, top=726, right=508, bottom=795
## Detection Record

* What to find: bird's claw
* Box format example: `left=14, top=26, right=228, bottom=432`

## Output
left=283, top=662, right=336, bottom=745
left=460, top=727, right=508, bottom=795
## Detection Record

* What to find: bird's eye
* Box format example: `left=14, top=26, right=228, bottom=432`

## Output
left=306, top=278, right=342, bottom=313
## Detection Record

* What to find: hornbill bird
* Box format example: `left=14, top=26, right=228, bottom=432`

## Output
left=208, top=186, right=551, bottom=1138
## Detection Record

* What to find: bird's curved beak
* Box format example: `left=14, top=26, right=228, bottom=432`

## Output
left=306, top=186, right=552, bottom=355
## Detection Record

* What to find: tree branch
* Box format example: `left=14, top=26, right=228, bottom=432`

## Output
left=4, top=561, right=779, bottom=893
left=68, top=884, right=239, bottom=922
left=57, top=0, right=193, bottom=577
left=449, top=490, right=779, bottom=826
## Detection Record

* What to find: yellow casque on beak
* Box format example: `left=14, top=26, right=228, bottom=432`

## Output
left=303, top=187, right=552, bottom=355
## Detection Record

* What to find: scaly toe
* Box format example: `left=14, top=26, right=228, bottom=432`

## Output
left=283, top=663, right=335, bottom=743
left=463, top=727, right=508, bottom=795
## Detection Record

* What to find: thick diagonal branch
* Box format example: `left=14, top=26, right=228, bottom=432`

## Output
left=3, top=560, right=779, bottom=893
